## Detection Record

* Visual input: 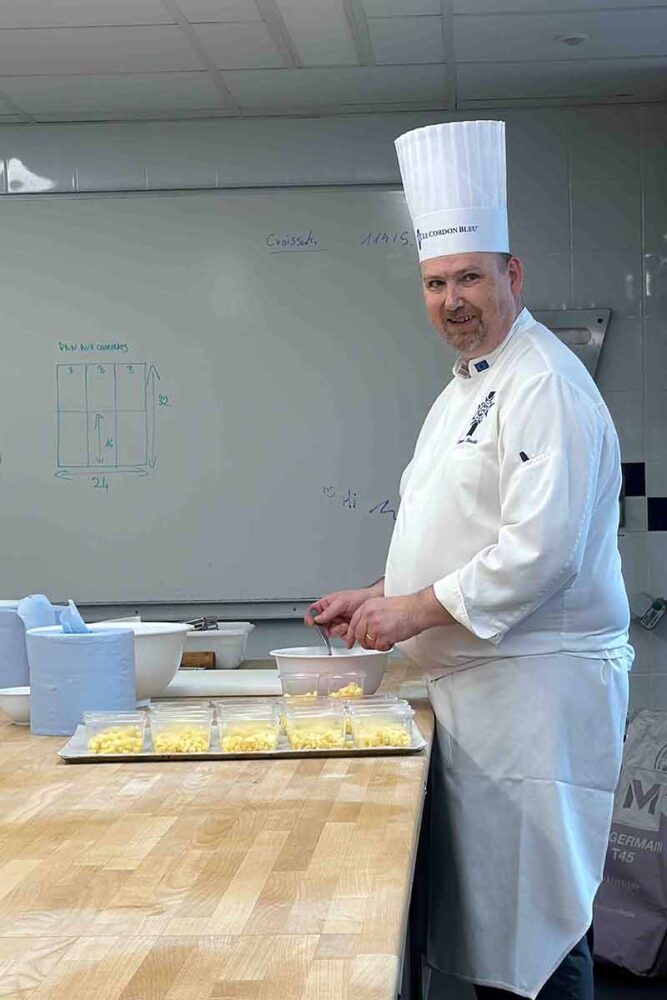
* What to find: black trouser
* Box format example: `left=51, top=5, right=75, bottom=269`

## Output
left=474, top=926, right=595, bottom=1000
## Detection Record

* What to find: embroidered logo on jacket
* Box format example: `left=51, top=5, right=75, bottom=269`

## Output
left=458, top=390, right=496, bottom=444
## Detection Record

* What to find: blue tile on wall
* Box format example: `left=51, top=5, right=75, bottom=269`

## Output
left=622, top=462, right=646, bottom=497
left=648, top=498, right=667, bottom=531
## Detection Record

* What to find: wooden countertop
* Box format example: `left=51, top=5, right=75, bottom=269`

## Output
left=0, top=659, right=433, bottom=1000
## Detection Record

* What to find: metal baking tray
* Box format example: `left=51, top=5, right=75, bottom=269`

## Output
left=58, top=721, right=426, bottom=763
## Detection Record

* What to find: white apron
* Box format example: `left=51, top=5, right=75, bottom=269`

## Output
left=425, top=647, right=631, bottom=998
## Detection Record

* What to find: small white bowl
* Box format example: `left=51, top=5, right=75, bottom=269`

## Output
left=0, top=686, right=30, bottom=725
left=269, top=646, right=389, bottom=695
left=184, top=623, right=255, bottom=670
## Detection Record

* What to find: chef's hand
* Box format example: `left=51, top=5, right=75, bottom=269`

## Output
left=342, top=587, right=455, bottom=651
left=305, top=581, right=384, bottom=638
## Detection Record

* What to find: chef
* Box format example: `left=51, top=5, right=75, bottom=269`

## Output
left=307, top=120, right=632, bottom=998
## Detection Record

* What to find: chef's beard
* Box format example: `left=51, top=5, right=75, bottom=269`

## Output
left=441, top=313, right=486, bottom=355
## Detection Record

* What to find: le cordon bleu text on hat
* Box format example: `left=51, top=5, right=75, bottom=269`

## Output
left=394, top=120, right=509, bottom=263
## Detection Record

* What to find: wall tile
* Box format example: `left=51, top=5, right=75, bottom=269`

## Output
left=628, top=672, right=652, bottom=714
left=647, top=529, right=667, bottom=595
left=618, top=530, right=649, bottom=601
left=648, top=499, right=667, bottom=531
left=571, top=251, right=642, bottom=319
left=594, top=317, right=643, bottom=392
left=644, top=318, right=667, bottom=395
left=571, top=172, right=641, bottom=252
left=646, top=624, right=667, bottom=675
left=622, top=462, right=646, bottom=497
left=641, top=104, right=667, bottom=253
left=651, top=675, right=667, bottom=710
left=623, top=496, right=648, bottom=532
left=644, top=252, right=667, bottom=321
left=568, top=106, right=641, bottom=183
left=645, top=390, right=667, bottom=465
left=645, top=460, right=667, bottom=497
left=520, top=254, right=570, bottom=310
left=507, top=114, right=570, bottom=255
left=604, top=390, right=645, bottom=462
left=628, top=620, right=654, bottom=674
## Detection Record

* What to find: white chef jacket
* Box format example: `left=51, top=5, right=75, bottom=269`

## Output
left=385, top=306, right=630, bottom=667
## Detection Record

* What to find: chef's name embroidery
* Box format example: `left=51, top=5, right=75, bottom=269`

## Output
left=458, top=390, right=496, bottom=444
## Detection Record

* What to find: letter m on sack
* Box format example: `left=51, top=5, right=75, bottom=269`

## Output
left=616, top=772, right=663, bottom=832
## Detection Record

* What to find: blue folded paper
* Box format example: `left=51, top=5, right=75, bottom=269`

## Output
left=60, top=599, right=89, bottom=634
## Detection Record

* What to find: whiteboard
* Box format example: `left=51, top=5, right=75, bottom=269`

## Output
left=0, top=188, right=455, bottom=604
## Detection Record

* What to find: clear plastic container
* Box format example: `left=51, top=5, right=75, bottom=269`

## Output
left=284, top=702, right=346, bottom=751
left=324, top=672, right=365, bottom=700
left=280, top=671, right=320, bottom=701
left=218, top=703, right=280, bottom=753
left=150, top=699, right=212, bottom=713
left=149, top=705, right=213, bottom=753
left=332, top=692, right=403, bottom=734
left=84, top=711, right=147, bottom=755
left=210, top=697, right=278, bottom=721
left=348, top=702, right=414, bottom=749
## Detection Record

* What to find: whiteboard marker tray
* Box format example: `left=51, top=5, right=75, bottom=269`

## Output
left=58, top=722, right=426, bottom=763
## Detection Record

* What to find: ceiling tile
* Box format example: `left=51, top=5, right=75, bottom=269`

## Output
left=0, top=73, right=225, bottom=114
left=363, top=0, right=441, bottom=14
left=0, top=1, right=175, bottom=28
left=177, top=0, right=262, bottom=22
left=225, top=64, right=447, bottom=108
left=455, top=9, right=667, bottom=62
left=274, top=0, right=358, bottom=66
left=454, top=1, right=665, bottom=11
left=191, top=22, right=286, bottom=68
left=0, top=27, right=205, bottom=74
left=457, top=58, right=667, bottom=102
left=368, top=15, right=444, bottom=64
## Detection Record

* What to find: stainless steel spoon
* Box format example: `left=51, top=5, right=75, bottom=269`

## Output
left=309, top=608, right=332, bottom=655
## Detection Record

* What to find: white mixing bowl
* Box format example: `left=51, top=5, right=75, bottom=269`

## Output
left=0, top=686, right=30, bottom=725
left=184, top=622, right=255, bottom=669
left=91, top=621, right=191, bottom=700
left=269, top=646, right=389, bottom=695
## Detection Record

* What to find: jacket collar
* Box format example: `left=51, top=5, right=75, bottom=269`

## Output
left=453, top=307, right=530, bottom=380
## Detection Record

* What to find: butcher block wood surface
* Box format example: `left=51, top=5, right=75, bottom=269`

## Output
left=0, top=659, right=433, bottom=1000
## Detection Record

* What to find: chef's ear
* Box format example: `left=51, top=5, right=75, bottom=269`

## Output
left=507, top=255, right=523, bottom=298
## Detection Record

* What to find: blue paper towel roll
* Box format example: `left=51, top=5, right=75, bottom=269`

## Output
left=26, top=626, right=136, bottom=736
left=0, top=602, right=30, bottom=688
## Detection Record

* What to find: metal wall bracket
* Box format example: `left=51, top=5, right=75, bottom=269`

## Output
left=533, top=308, right=611, bottom=379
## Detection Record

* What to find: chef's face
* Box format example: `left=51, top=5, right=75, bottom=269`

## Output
left=420, top=252, right=523, bottom=359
